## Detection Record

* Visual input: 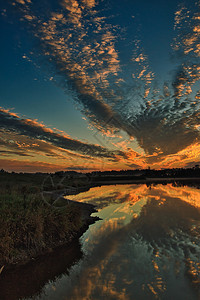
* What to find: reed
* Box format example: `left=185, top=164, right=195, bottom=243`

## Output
left=0, top=190, right=82, bottom=266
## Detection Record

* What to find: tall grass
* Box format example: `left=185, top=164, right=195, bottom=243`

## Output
left=0, top=190, right=82, bottom=266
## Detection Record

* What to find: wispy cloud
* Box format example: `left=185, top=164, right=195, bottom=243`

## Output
left=0, top=107, right=128, bottom=161
left=0, top=158, right=67, bottom=173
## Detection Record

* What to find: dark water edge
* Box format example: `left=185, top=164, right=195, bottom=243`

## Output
left=0, top=239, right=82, bottom=300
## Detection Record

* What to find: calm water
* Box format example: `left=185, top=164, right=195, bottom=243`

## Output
left=1, top=184, right=200, bottom=299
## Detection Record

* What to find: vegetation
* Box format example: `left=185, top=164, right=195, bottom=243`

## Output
left=0, top=186, right=83, bottom=267
left=88, top=165, right=200, bottom=179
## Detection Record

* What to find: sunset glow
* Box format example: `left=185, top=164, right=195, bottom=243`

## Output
left=1, top=0, right=200, bottom=172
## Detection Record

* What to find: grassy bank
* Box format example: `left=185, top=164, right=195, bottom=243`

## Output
left=0, top=189, right=85, bottom=267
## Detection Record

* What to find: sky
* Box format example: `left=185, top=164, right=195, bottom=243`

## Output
left=0, top=0, right=200, bottom=172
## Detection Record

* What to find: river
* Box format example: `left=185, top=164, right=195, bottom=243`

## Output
left=1, top=183, right=200, bottom=299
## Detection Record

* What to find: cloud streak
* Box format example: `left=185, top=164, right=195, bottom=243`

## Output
left=0, top=107, right=128, bottom=161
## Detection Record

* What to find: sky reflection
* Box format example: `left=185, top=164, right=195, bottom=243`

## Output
left=38, top=184, right=200, bottom=299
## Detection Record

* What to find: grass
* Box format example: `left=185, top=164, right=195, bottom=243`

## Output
left=0, top=172, right=95, bottom=267
left=0, top=172, right=90, bottom=193
left=0, top=187, right=83, bottom=266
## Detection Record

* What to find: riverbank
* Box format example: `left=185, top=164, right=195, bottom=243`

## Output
left=1, top=171, right=200, bottom=270
left=0, top=190, right=98, bottom=271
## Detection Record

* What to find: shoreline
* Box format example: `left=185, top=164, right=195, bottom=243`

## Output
left=1, top=177, right=200, bottom=271
left=90, top=177, right=200, bottom=186
left=1, top=199, right=99, bottom=272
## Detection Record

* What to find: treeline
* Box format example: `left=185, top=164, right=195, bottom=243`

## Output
left=1, top=165, right=200, bottom=179
left=86, top=166, right=200, bottom=179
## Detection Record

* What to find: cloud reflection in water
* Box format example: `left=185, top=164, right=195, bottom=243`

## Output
left=39, top=184, right=200, bottom=299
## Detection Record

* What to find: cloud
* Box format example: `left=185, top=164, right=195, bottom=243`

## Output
left=0, top=130, right=67, bottom=159
left=4, top=0, right=200, bottom=169
left=0, top=107, right=131, bottom=162
left=81, top=0, right=96, bottom=9
left=10, top=0, right=126, bottom=134
left=150, top=142, right=200, bottom=169
left=0, top=150, right=32, bottom=157
left=65, top=166, right=95, bottom=171
left=0, top=158, right=64, bottom=173
left=1, top=104, right=200, bottom=171
left=173, top=3, right=200, bottom=57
